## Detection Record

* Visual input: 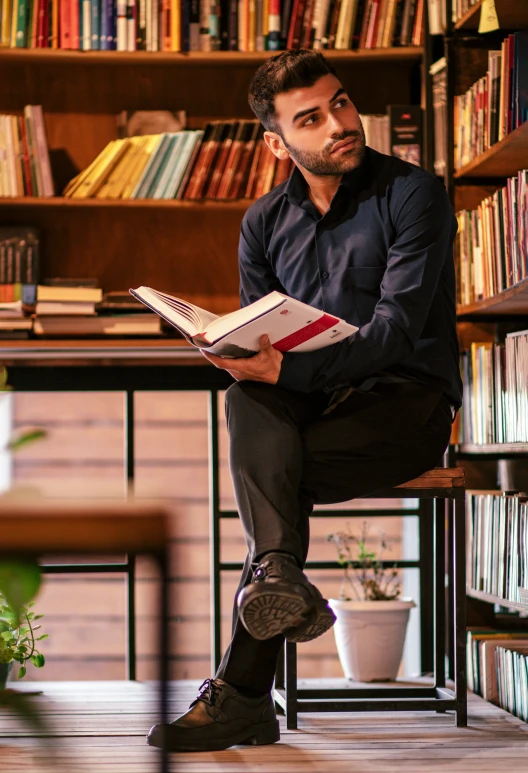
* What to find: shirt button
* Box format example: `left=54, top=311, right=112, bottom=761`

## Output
left=321, top=271, right=329, bottom=280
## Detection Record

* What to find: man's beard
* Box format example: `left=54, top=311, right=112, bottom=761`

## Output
left=282, top=128, right=366, bottom=176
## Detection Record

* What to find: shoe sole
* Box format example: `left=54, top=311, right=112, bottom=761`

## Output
left=238, top=584, right=311, bottom=641
left=284, top=598, right=336, bottom=643
left=146, top=718, right=280, bottom=752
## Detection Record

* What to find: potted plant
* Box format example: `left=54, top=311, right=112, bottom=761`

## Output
left=0, top=597, right=47, bottom=689
left=326, top=521, right=415, bottom=682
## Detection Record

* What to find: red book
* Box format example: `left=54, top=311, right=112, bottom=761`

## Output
left=286, top=0, right=306, bottom=49
left=70, top=0, right=80, bottom=48
left=245, top=139, right=263, bottom=198
left=301, top=0, right=315, bottom=49
left=60, top=0, right=72, bottom=48
left=227, top=123, right=260, bottom=199
left=204, top=122, right=239, bottom=199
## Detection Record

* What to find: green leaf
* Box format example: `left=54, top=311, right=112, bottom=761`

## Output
left=36, top=635, right=48, bottom=641
left=0, top=562, right=41, bottom=622
left=7, top=428, right=47, bottom=452
left=0, top=367, right=11, bottom=392
left=17, top=666, right=26, bottom=679
left=1, top=631, right=14, bottom=642
left=31, top=653, right=45, bottom=668
left=32, top=615, right=44, bottom=621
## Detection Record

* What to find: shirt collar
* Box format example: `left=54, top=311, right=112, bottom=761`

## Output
left=284, top=147, right=371, bottom=209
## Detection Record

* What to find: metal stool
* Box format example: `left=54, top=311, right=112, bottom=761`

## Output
left=272, top=468, right=467, bottom=728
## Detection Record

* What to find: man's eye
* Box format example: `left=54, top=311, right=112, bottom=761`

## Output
left=334, top=99, right=348, bottom=109
left=302, top=115, right=318, bottom=127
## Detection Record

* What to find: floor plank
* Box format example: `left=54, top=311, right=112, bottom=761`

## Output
left=0, top=680, right=525, bottom=772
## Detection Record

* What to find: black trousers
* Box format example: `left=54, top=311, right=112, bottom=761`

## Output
left=215, top=379, right=453, bottom=694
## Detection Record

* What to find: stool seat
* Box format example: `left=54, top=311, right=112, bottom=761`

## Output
left=396, top=467, right=465, bottom=489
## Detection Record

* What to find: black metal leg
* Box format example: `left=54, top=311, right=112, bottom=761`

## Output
left=285, top=642, right=298, bottom=730
left=434, top=498, right=446, bottom=691
left=158, top=552, right=170, bottom=773
left=454, top=490, right=467, bottom=727
left=208, top=389, right=223, bottom=672
left=275, top=643, right=285, bottom=690
left=419, top=499, right=434, bottom=676
left=124, top=390, right=137, bottom=681
left=127, top=554, right=137, bottom=681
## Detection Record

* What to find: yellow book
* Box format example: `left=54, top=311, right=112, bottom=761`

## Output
left=248, top=0, right=255, bottom=52
left=64, top=141, right=120, bottom=197
left=98, top=136, right=151, bottom=199
left=170, top=0, right=180, bottom=51
left=10, top=0, right=19, bottom=46
left=111, top=136, right=152, bottom=198
left=69, top=140, right=126, bottom=199
left=121, top=135, right=162, bottom=199
left=1, top=0, right=12, bottom=46
left=96, top=139, right=138, bottom=199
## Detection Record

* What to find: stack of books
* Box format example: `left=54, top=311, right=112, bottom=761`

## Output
left=33, top=282, right=163, bottom=336
left=495, top=646, right=528, bottom=721
left=460, top=331, right=528, bottom=445
left=454, top=32, right=528, bottom=170
left=456, top=169, right=528, bottom=307
left=0, top=106, right=54, bottom=197
left=0, top=0, right=424, bottom=52
left=466, top=491, right=528, bottom=602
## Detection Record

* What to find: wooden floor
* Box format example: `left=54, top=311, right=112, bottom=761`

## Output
left=0, top=680, right=527, bottom=773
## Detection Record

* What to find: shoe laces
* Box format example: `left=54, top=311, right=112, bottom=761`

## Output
left=195, top=678, right=222, bottom=707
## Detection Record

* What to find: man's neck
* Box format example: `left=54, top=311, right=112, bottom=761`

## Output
left=301, top=168, right=342, bottom=216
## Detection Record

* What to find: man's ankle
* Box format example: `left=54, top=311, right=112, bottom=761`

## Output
left=254, top=550, right=301, bottom=568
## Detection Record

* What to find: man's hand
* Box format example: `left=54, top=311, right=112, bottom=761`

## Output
left=201, top=335, right=283, bottom=384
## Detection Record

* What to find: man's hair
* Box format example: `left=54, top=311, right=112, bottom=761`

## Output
left=248, top=50, right=338, bottom=134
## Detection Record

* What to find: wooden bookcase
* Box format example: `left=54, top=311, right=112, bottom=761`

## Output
left=444, top=0, right=528, bottom=706
left=0, top=46, right=426, bottom=314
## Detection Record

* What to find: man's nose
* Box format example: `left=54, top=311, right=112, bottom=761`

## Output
left=327, top=111, right=345, bottom=135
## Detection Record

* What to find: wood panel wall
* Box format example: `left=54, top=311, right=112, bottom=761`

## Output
left=11, top=391, right=407, bottom=683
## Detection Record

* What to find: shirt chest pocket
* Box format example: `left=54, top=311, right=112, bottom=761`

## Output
left=347, top=266, right=386, bottom=325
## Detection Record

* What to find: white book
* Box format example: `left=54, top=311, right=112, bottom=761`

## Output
left=129, top=287, right=358, bottom=357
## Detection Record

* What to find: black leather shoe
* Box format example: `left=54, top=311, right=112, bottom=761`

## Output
left=237, top=552, right=336, bottom=642
left=146, top=678, right=280, bottom=752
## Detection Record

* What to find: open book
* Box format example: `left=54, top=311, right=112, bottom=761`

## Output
left=129, top=287, right=358, bottom=357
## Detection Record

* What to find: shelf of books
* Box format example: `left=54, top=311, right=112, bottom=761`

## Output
left=0, top=197, right=254, bottom=210
left=454, top=121, right=528, bottom=179
left=453, top=0, right=528, bottom=32
left=467, top=589, right=528, bottom=614
left=456, top=443, right=528, bottom=456
left=457, top=278, right=528, bottom=317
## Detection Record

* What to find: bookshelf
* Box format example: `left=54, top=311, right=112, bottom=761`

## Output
left=445, top=0, right=528, bottom=718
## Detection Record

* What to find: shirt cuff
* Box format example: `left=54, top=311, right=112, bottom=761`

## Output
left=276, top=351, right=314, bottom=392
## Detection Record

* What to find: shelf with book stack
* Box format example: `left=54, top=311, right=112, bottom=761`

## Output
left=456, top=277, right=528, bottom=317
left=455, top=443, right=528, bottom=456
left=453, top=0, right=528, bottom=32
left=0, top=196, right=253, bottom=210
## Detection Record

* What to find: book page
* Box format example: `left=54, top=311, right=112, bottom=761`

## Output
left=129, top=286, right=218, bottom=337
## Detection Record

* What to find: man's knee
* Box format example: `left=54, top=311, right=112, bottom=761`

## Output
left=224, top=381, right=278, bottom=423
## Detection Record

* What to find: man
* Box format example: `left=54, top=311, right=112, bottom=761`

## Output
left=148, top=49, right=461, bottom=753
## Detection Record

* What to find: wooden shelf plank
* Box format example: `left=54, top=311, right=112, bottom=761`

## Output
left=455, top=121, right=528, bottom=179
left=454, top=0, right=528, bottom=31
left=0, top=47, right=424, bottom=66
left=456, top=443, right=528, bottom=455
left=457, top=277, right=528, bottom=316
left=467, top=588, right=528, bottom=613
left=0, top=196, right=253, bottom=210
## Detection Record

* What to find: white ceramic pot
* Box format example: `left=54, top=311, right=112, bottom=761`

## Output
left=328, top=597, right=416, bottom=682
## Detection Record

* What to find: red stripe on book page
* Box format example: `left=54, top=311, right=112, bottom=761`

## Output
left=273, top=314, right=339, bottom=352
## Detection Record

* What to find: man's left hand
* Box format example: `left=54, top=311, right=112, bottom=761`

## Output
left=201, top=335, right=283, bottom=384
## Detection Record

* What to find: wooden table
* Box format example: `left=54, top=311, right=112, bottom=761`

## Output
left=0, top=499, right=172, bottom=773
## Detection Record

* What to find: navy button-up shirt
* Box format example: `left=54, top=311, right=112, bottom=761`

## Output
left=238, top=147, right=463, bottom=409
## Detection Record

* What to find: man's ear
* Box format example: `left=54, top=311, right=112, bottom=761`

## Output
left=264, top=131, right=290, bottom=161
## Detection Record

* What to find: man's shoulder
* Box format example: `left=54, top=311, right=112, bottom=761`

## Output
left=367, top=147, right=441, bottom=192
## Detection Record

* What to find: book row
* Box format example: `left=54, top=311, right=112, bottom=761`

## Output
left=456, top=170, right=528, bottom=307
left=496, top=646, right=528, bottom=723
left=460, top=331, right=528, bottom=446
left=466, top=491, right=528, bottom=604
left=64, top=122, right=296, bottom=200
left=454, top=32, right=528, bottom=171
left=0, top=106, right=54, bottom=197
left=467, top=628, right=528, bottom=715
left=0, top=0, right=425, bottom=52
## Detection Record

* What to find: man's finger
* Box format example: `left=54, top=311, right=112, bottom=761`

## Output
left=259, top=334, right=271, bottom=350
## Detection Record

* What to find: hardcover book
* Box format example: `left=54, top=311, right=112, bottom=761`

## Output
left=129, top=287, right=357, bottom=357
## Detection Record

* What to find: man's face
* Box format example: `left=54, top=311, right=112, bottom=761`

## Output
left=269, top=74, right=366, bottom=176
